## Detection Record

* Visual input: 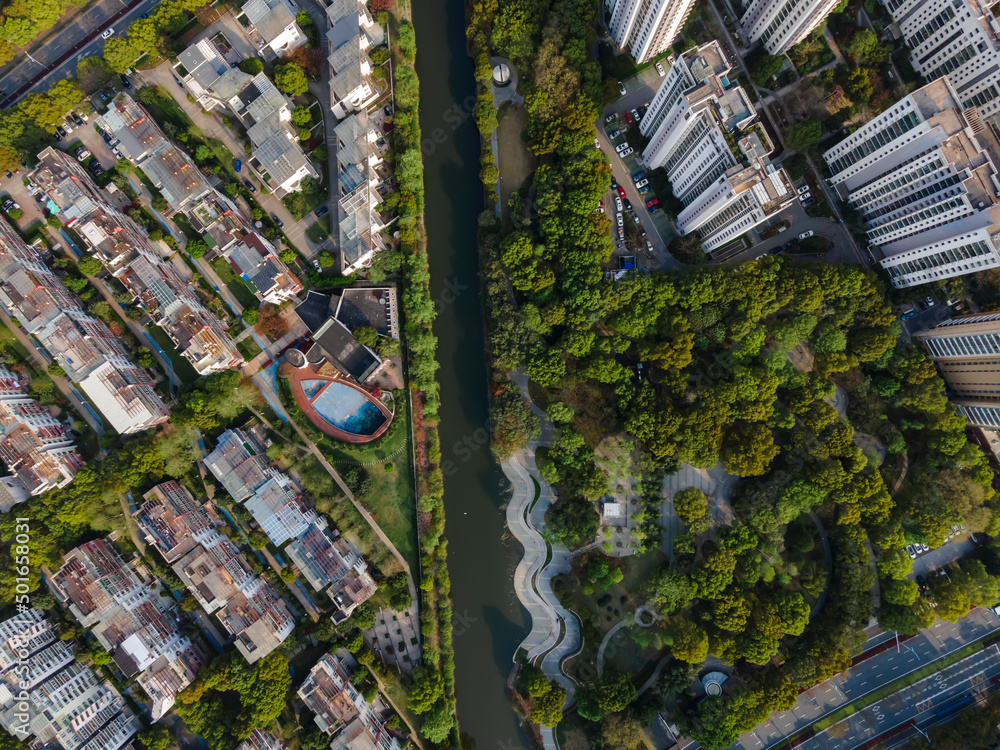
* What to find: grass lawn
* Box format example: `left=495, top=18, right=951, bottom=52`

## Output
left=236, top=337, right=263, bottom=362
left=319, top=395, right=418, bottom=571
left=305, top=216, right=331, bottom=243
left=496, top=104, right=537, bottom=231
left=209, top=257, right=262, bottom=310
left=788, top=31, right=835, bottom=75
left=145, top=325, right=201, bottom=383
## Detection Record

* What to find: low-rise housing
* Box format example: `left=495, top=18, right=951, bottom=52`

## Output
left=31, top=145, right=243, bottom=375
left=176, top=41, right=319, bottom=196
left=294, top=291, right=393, bottom=384
left=172, top=520, right=295, bottom=663
left=244, top=473, right=322, bottom=545
left=236, top=730, right=286, bottom=750
left=50, top=540, right=205, bottom=721
left=0, top=216, right=168, bottom=435
left=135, top=480, right=222, bottom=563
left=204, top=426, right=276, bottom=501
left=334, top=112, right=389, bottom=274
left=221, top=232, right=303, bottom=303
left=0, top=611, right=139, bottom=750
left=326, top=0, right=384, bottom=119
left=298, top=652, right=400, bottom=750
left=285, top=524, right=375, bottom=621
left=239, top=0, right=307, bottom=58
left=0, top=364, right=83, bottom=507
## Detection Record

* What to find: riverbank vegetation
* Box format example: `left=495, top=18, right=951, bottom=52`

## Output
left=377, top=1, right=461, bottom=746
left=467, top=0, right=1000, bottom=747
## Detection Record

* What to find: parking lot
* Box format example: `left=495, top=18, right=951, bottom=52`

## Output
left=908, top=532, right=977, bottom=580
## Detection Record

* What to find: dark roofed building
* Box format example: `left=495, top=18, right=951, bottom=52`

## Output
left=332, top=287, right=398, bottom=339
left=294, top=290, right=333, bottom=334
left=310, top=318, right=380, bottom=383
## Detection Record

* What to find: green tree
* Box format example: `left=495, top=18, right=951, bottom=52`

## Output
left=751, top=54, right=784, bottom=86
left=139, top=725, right=173, bottom=750
left=275, top=64, right=309, bottom=96
left=531, top=683, right=565, bottom=726
left=673, top=486, right=708, bottom=524
left=77, top=57, right=114, bottom=93
left=419, top=701, right=454, bottom=743
left=103, top=38, right=141, bottom=73
left=240, top=58, right=264, bottom=75
left=353, top=325, right=378, bottom=347
left=669, top=618, right=709, bottom=662
left=407, top=667, right=443, bottom=713
left=292, top=106, right=312, bottom=127
left=721, top=422, right=780, bottom=476
left=397, top=21, right=417, bottom=62
left=77, top=256, right=102, bottom=276
left=786, top=121, right=822, bottom=154
left=846, top=28, right=880, bottom=63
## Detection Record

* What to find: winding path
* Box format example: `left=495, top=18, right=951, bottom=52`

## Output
left=503, top=372, right=584, bottom=732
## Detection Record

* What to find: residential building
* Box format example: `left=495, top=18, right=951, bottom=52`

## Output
left=204, top=427, right=276, bottom=501
left=823, top=78, right=1000, bottom=288
left=955, top=400, right=1000, bottom=427
left=294, top=287, right=399, bottom=339
left=50, top=540, right=205, bottom=721
left=285, top=525, right=375, bottom=620
left=135, top=480, right=222, bottom=563
left=31, top=145, right=243, bottom=375
left=220, top=232, right=303, bottom=303
left=0, top=364, right=83, bottom=504
left=244, top=473, right=322, bottom=545
left=887, top=0, right=1000, bottom=124
left=605, top=0, right=697, bottom=63
left=240, top=0, right=307, bottom=58
left=334, top=111, right=389, bottom=273
left=326, top=0, right=385, bottom=119
left=739, top=0, right=842, bottom=54
left=0, top=610, right=140, bottom=750
left=307, top=317, right=383, bottom=383
left=172, top=521, right=295, bottom=663
left=298, top=653, right=400, bottom=750
left=0, top=216, right=169, bottom=435
left=640, top=42, right=794, bottom=252
left=236, top=730, right=286, bottom=750
left=175, top=42, right=319, bottom=195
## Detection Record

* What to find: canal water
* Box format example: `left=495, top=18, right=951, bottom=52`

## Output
left=411, top=0, right=534, bottom=747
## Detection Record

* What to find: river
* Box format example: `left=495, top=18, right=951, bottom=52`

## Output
left=411, top=0, right=534, bottom=748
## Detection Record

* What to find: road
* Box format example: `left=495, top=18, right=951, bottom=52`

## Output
left=799, top=642, right=1000, bottom=750
left=0, top=0, right=160, bottom=108
left=728, top=608, right=1000, bottom=750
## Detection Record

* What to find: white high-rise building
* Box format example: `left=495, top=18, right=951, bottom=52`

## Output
left=606, top=0, right=697, bottom=63
left=823, top=77, right=1000, bottom=288
left=740, top=0, right=842, bottom=54
left=640, top=42, right=794, bottom=253
left=887, top=0, right=1000, bottom=124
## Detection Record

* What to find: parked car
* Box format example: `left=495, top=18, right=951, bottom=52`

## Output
left=234, top=159, right=242, bottom=172
left=605, top=114, right=617, bottom=124
left=70, top=113, right=83, bottom=126
left=633, top=171, right=646, bottom=181
left=634, top=178, right=648, bottom=189
left=271, top=214, right=284, bottom=228
left=91, top=166, right=104, bottom=176
left=610, top=176, right=618, bottom=189
left=637, top=185, right=650, bottom=195
left=62, top=119, right=73, bottom=133
left=655, top=61, right=665, bottom=76
left=608, top=129, right=621, bottom=139
left=645, top=239, right=653, bottom=254
left=755, top=254, right=767, bottom=260
left=55, top=126, right=66, bottom=140
left=646, top=198, right=659, bottom=208
left=614, top=196, right=622, bottom=211
left=618, top=81, right=626, bottom=96
left=625, top=112, right=633, bottom=125
left=906, top=544, right=917, bottom=559
left=797, top=185, right=809, bottom=194
left=799, top=191, right=811, bottom=201
left=3, top=172, right=10, bottom=179
left=924, top=296, right=936, bottom=308
left=76, top=150, right=91, bottom=162
left=121, top=76, right=132, bottom=90
left=647, top=204, right=658, bottom=213
left=617, top=186, right=626, bottom=198
left=798, top=230, right=814, bottom=240
left=242, top=178, right=256, bottom=193
left=630, top=108, right=639, bottom=121
left=101, top=27, right=114, bottom=39
left=74, top=145, right=85, bottom=156
left=623, top=198, right=632, bottom=210
left=102, top=132, right=112, bottom=143
left=916, top=575, right=927, bottom=590
left=616, top=212, right=623, bottom=227
left=621, top=147, right=633, bottom=156
left=315, top=205, right=329, bottom=218
left=801, top=199, right=814, bottom=207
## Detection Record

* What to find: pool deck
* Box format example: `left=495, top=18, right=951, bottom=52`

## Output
left=287, top=363, right=393, bottom=444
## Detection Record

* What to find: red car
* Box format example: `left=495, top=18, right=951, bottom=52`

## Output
left=625, top=113, right=634, bottom=125
left=617, top=185, right=626, bottom=198
left=646, top=198, right=659, bottom=208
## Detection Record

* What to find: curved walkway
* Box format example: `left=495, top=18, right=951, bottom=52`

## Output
left=503, top=372, right=583, bottom=706
left=595, top=619, right=629, bottom=678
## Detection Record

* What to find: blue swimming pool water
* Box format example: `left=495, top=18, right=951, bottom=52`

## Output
left=301, top=379, right=326, bottom=400
left=309, top=380, right=387, bottom=436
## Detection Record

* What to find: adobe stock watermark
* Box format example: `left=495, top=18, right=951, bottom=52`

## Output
left=420, top=96, right=479, bottom=158
left=10, top=517, right=33, bottom=738
left=434, top=277, right=469, bottom=316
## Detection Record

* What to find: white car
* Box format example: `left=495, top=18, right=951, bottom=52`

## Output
left=621, top=147, right=634, bottom=156
left=76, top=150, right=91, bottom=162
left=798, top=230, right=814, bottom=240
left=617, top=212, right=624, bottom=227
left=797, top=185, right=809, bottom=194
left=609, top=129, right=621, bottom=139
left=619, top=81, right=627, bottom=96
left=655, top=62, right=665, bottom=76
left=645, top=240, right=653, bottom=252
left=101, top=27, right=114, bottom=39
left=594, top=137, right=600, bottom=149
left=755, top=254, right=767, bottom=260
left=799, top=191, right=812, bottom=201
left=615, top=142, right=629, bottom=153
left=614, top=196, right=622, bottom=211
left=635, top=178, right=648, bottom=188
left=919, top=543, right=930, bottom=553
left=605, top=114, right=617, bottom=124
left=905, top=544, right=917, bottom=559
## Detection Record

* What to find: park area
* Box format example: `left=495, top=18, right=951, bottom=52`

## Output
left=496, top=103, right=537, bottom=231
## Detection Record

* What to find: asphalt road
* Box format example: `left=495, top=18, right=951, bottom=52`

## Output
left=730, top=608, right=1000, bottom=750
left=799, top=643, right=1000, bottom=750
left=0, top=0, right=160, bottom=108
left=909, top=535, right=977, bottom=579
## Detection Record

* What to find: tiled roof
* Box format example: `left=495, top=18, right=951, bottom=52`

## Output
left=243, top=0, right=298, bottom=43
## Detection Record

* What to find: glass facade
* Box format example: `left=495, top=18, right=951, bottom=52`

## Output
left=885, top=239, right=993, bottom=279
left=828, top=111, right=920, bottom=175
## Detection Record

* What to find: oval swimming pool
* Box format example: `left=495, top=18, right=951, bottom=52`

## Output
left=302, top=379, right=388, bottom=436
